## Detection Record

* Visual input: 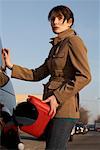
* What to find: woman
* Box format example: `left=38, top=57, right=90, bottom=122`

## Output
left=3, top=5, right=91, bottom=150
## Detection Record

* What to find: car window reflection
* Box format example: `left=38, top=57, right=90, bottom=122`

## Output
left=0, top=69, right=9, bottom=87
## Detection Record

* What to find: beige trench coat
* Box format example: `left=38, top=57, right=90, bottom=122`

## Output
left=11, top=28, right=91, bottom=119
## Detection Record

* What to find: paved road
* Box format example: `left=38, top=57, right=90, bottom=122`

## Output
left=0, top=131, right=100, bottom=150
left=21, top=131, right=100, bottom=150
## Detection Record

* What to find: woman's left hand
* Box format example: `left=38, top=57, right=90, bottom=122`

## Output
left=43, top=95, right=59, bottom=118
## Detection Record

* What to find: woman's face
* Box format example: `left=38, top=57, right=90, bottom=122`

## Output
left=50, top=14, right=71, bottom=34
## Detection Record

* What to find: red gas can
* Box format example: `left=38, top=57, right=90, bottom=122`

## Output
left=19, top=95, right=53, bottom=137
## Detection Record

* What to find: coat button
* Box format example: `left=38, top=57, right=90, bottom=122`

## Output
left=53, top=55, right=56, bottom=58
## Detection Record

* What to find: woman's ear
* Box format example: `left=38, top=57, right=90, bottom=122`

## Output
left=68, top=18, right=73, bottom=27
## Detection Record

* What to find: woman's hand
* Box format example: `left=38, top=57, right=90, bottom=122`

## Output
left=43, top=95, right=59, bottom=118
left=2, top=48, right=13, bottom=69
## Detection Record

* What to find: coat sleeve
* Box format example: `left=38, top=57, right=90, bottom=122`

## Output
left=11, top=58, right=50, bottom=81
left=53, top=36, right=92, bottom=104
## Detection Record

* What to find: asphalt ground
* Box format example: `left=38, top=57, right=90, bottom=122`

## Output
left=0, top=131, right=100, bottom=150
left=21, top=131, right=100, bottom=150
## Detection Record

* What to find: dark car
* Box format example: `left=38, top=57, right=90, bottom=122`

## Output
left=87, top=124, right=95, bottom=131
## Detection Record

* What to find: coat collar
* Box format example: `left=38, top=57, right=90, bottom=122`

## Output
left=50, top=28, right=76, bottom=45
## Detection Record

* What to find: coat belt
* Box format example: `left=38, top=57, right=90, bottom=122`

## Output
left=51, top=70, right=64, bottom=77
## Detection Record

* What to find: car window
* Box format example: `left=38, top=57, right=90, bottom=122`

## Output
left=0, top=37, right=9, bottom=87
left=0, top=37, right=16, bottom=115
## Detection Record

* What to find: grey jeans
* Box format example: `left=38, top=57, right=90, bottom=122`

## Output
left=45, top=118, right=78, bottom=150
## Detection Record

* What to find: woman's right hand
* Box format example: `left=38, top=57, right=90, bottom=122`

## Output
left=2, top=48, right=13, bottom=69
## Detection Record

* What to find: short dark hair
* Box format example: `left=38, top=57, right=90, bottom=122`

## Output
left=48, top=5, right=74, bottom=26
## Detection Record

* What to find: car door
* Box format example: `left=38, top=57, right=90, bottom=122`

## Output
left=0, top=37, right=16, bottom=115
